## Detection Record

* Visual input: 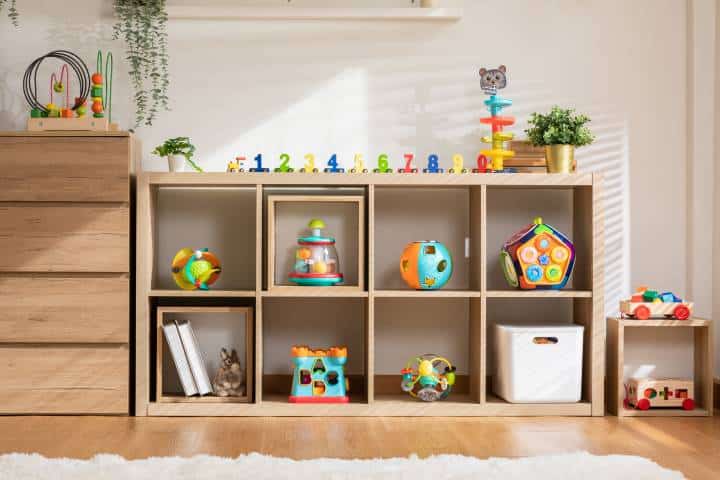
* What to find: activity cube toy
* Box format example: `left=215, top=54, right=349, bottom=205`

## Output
left=500, top=217, right=575, bottom=290
left=494, top=324, right=584, bottom=403
left=625, top=378, right=695, bottom=411
left=289, top=345, right=349, bottom=403
left=399, top=240, right=453, bottom=290
left=400, top=354, right=456, bottom=402
left=288, top=219, right=343, bottom=286
left=619, top=286, right=693, bottom=320
left=171, top=247, right=222, bottom=290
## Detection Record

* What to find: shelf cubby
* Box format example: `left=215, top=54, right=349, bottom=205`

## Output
left=373, top=186, right=481, bottom=292
left=485, top=186, right=593, bottom=293
left=607, top=318, right=713, bottom=417
left=152, top=186, right=257, bottom=291
left=484, top=296, right=597, bottom=415
left=156, top=306, right=254, bottom=404
left=373, top=297, right=480, bottom=403
left=261, top=297, right=368, bottom=404
left=265, top=190, right=365, bottom=293
left=137, top=172, right=603, bottom=417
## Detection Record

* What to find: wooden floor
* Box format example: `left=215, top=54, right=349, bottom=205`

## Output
left=0, top=416, right=718, bottom=479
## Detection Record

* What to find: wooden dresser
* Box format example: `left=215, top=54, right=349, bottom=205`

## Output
left=0, top=132, right=134, bottom=414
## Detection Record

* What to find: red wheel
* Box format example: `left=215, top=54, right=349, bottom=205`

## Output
left=673, top=305, right=690, bottom=320
left=637, top=398, right=651, bottom=410
left=682, top=398, right=695, bottom=411
left=633, top=305, right=651, bottom=320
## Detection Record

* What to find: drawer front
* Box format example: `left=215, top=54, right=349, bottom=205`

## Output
left=0, top=345, right=129, bottom=414
left=0, top=205, right=129, bottom=272
left=0, top=137, right=129, bottom=202
left=0, top=276, right=129, bottom=343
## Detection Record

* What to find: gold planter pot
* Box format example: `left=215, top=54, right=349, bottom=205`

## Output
left=545, top=145, right=576, bottom=173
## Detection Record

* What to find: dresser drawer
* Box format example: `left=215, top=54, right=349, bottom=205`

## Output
left=0, top=205, right=129, bottom=272
left=0, top=345, right=129, bottom=414
left=0, top=276, right=129, bottom=343
left=0, top=137, right=129, bottom=202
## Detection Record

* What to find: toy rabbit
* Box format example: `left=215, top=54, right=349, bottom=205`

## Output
left=212, top=347, right=245, bottom=397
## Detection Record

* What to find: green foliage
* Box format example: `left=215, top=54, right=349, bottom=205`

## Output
left=525, top=106, right=595, bottom=147
left=112, top=0, right=169, bottom=127
left=0, top=0, right=19, bottom=26
left=152, top=137, right=203, bottom=172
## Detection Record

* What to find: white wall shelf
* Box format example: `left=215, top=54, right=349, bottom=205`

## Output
left=166, top=7, right=463, bottom=21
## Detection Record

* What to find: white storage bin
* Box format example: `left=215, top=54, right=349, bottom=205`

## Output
left=493, top=324, right=584, bottom=403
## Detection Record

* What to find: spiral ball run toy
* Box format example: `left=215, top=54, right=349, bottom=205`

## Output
left=171, top=248, right=222, bottom=290
left=479, top=65, right=515, bottom=172
left=401, top=354, right=456, bottom=402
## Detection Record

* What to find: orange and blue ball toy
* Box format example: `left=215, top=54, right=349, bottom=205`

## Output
left=399, top=241, right=453, bottom=290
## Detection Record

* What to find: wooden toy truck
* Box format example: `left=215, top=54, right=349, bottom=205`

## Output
left=624, top=378, right=695, bottom=411
left=619, top=287, right=693, bottom=320
left=619, top=299, right=693, bottom=320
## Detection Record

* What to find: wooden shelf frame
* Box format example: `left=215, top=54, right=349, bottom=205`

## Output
left=135, top=172, right=604, bottom=416
left=607, top=317, right=714, bottom=417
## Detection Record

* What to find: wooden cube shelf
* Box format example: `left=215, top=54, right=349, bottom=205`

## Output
left=607, top=317, right=714, bottom=417
left=156, top=306, right=254, bottom=404
left=136, top=172, right=604, bottom=417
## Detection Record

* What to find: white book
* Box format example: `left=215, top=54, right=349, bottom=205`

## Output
left=176, top=320, right=214, bottom=395
left=162, top=322, right=198, bottom=396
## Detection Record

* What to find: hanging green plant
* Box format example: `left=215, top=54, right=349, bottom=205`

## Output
left=112, top=0, right=170, bottom=127
left=0, top=0, right=19, bottom=26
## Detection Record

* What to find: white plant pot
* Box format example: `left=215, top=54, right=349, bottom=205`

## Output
left=167, top=155, right=185, bottom=172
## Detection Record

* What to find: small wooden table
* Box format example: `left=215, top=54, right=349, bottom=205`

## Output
left=607, top=317, right=713, bottom=417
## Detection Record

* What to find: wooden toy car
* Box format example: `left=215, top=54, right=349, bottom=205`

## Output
left=624, top=378, right=695, bottom=411
left=619, top=286, right=692, bottom=320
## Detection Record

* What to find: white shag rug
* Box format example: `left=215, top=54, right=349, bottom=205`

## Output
left=0, top=451, right=684, bottom=480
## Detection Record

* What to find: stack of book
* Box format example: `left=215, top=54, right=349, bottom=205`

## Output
left=507, top=141, right=546, bottom=173
left=163, top=320, right=213, bottom=396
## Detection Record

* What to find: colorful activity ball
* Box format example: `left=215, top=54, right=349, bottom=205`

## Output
left=399, top=240, right=453, bottom=290
left=500, top=217, right=575, bottom=290
left=171, top=247, right=221, bottom=290
left=400, top=354, right=456, bottom=402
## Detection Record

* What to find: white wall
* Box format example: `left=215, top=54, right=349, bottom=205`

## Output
left=0, top=0, right=714, bottom=376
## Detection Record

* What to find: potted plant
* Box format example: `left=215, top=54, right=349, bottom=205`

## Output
left=152, top=137, right=203, bottom=172
left=525, top=106, right=594, bottom=173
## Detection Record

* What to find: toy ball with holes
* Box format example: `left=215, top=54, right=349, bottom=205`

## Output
left=399, top=241, right=453, bottom=290
left=171, top=248, right=221, bottom=290
left=500, top=217, right=575, bottom=290
left=401, top=354, right=456, bottom=402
